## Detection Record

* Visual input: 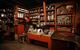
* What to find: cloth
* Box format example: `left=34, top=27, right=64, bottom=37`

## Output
left=24, top=22, right=30, bottom=33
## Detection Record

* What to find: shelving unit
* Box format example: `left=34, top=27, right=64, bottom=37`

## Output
left=14, top=6, right=29, bottom=36
left=0, top=8, right=14, bottom=40
left=56, top=4, right=74, bottom=36
left=40, top=7, right=45, bottom=25
left=29, top=7, right=45, bottom=25
left=14, top=7, right=29, bottom=25
left=0, top=8, right=14, bottom=32
left=46, top=4, right=55, bottom=26
left=29, top=4, right=56, bottom=30
left=29, top=7, right=40, bottom=25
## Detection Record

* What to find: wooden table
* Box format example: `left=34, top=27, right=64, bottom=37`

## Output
left=27, top=33, right=52, bottom=50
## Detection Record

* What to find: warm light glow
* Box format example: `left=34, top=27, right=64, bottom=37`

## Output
left=1, top=14, right=4, bottom=17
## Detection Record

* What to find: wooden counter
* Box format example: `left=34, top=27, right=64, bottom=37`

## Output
left=27, top=33, right=52, bottom=50
left=51, top=33, right=80, bottom=50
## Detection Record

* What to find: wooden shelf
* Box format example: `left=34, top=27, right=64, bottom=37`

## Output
left=8, top=17, right=14, bottom=19
left=40, top=14, right=44, bottom=16
left=7, top=11, right=13, bottom=13
left=57, top=13, right=72, bottom=16
left=46, top=9, right=55, bottom=12
left=32, top=21, right=38, bottom=22
left=1, top=17, right=7, bottom=20
left=40, top=11, right=44, bottom=13
left=30, top=12, right=39, bottom=14
left=40, top=20, right=44, bottom=22
left=31, top=20, right=38, bottom=22
left=47, top=13, right=55, bottom=15
left=56, top=24, right=72, bottom=27
left=6, top=23, right=14, bottom=27
left=30, top=14, right=39, bottom=16
left=47, top=20, right=55, bottom=22
left=47, top=24, right=55, bottom=26
left=16, top=18, right=24, bottom=20
left=56, top=31, right=72, bottom=34
left=0, top=12, right=6, bottom=13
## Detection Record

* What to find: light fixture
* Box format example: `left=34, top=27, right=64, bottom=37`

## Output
left=1, top=13, right=4, bottom=17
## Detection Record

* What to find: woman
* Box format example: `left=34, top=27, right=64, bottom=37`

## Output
left=24, top=15, right=30, bottom=33
left=23, top=14, right=31, bottom=43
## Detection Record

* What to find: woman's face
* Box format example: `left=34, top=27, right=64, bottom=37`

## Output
left=25, top=17, right=30, bottom=22
left=25, top=17, right=28, bottom=20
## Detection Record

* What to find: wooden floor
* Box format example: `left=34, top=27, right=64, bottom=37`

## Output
left=0, top=41, right=48, bottom=50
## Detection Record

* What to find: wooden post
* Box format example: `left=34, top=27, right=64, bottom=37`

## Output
left=14, top=5, right=18, bottom=25
left=43, top=0, right=47, bottom=22
left=43, top=1, right=52, bottom=50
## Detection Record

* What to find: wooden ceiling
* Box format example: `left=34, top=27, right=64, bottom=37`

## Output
left=0, top=0, right=79, bottom=9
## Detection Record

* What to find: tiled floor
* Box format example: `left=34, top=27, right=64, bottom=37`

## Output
left=0, top=41, right=48, bottom=50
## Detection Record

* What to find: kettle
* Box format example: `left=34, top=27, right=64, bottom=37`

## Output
left=37, top=29, right=43, bottom=35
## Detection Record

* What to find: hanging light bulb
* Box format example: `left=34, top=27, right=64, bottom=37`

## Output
left=3, top=9, right=5, bottom=12
left=0, top=19, right=1, bottom=21
left=1, top=13, right=4, bottom=17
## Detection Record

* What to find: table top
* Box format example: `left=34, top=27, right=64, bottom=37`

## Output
left=51, top=33, right=80, bottom=47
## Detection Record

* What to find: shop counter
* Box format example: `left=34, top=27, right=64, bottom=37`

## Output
left=27, top=33, right=52, bottom=50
